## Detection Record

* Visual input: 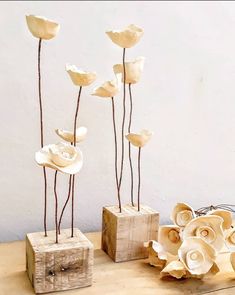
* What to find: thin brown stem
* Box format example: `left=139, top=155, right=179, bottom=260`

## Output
left=128, top=83, right=134, bottom=206
left=71, top=174, right=75, bottom=237
left=54, top=170, right=58, bottom=243
left=58, top=174, right=72, bottom=234
left=137, top=147, right=141, bottom=211
left=111, top=97, right=121, bottom=212
left=38, top=38, right=47, bottom=237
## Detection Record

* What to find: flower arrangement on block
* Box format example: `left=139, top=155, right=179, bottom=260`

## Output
left=145, top=202, right=235, bottom=279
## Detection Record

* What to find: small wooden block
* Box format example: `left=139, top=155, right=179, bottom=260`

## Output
left=26, top=228, right=93, bottom=294
left=102, top=204, right=159, bottom=262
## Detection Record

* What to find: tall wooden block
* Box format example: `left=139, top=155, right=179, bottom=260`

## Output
left=102, top=204, right=159, bottom=262
left=26, top=228, right=93, bottom=294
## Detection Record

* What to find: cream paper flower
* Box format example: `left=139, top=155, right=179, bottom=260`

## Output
left=35, top=142, right=83, bottom=174
left=183, top=215, right=224, bottom=252
left=171, top=203, right=195, bottom=227
left=159, top=225, right=182, bottom=256
left=208, top=209, right=232, bottom=230
left=178, top=237, right=217, bottom=275
left=55, top=127, right=87, bottom=143
left=225, top=228, right=235, bottom=251
left=66, top=64, right=96, bottom=87
left=91, top=75, right=121, bottom=98
left=125, top=129, right=153, bottom=148
left=106, top=24, right=144, bottom=48
left=160, top=261, right=187, bottom=279
left=26, top=15, right=60, bottom=40
left=113, top=57, right=145, bottom=84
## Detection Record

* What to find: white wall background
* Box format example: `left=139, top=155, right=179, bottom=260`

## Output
left=1, top=1, right=235, bottom=242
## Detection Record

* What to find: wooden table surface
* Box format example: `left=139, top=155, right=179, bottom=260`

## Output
left=1, top=232, right=235, bottom=295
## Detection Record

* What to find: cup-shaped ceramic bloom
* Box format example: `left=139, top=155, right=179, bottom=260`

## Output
left=55, top=127, right=87, bottom=143
left=113, top=57, right=145, bottom=84
left=171, top=203, right=195, bottom=227
left=182, top=215, right=224, bottom=252
left=66, top=64, right=96, bottom=87
left=225, top=228, right=235, bottom=252
left=160, top=260, right=187, bottom=279
left=126, top=129, right=153, bottom=148
left=106, top=24, right=144, bottom=48
left=92, top=75, right=121, bottom=98
left=178, top=237, right=217, bottom=275
left=26, top=15, right=60, bottom=40
left=159, top=225, right=182, bottom=256
left=208, top=209, right=232, bottom=230
left=35, top=142, right=83, bottom=174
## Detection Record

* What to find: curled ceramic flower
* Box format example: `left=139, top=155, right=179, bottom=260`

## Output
left=126, top=129, right=153, bottom=148
left=113, top=57, right=145, bottom=84
left=92, top=75, right=121, bottom=98
left=178, top=237, right=217, bottom=275
left=106, top=24, right=144, bottom=48
left=26, top=15, right=60, bottom=40
left=183, top=215, right=224, bottom=252
left=35, top=142, right=83, bottom=174
left=66, top=64, right=96, bottom=87
left=160, top=261, right=187, bottom=279
left=55, top=127, right=87, bottom=143
left=171, top=203, right=195, bottom=227
left=225, top=228, right=235, bottom=251
left=159, top=225, right=182, bottom=256
left=208, top=209, right=232, bottom=230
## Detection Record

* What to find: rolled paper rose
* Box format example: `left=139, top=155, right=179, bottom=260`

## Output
left=158, top=225, right=182, bottom=256
left=91, top=75, right=121, bottom=98
left=113, top=57, right=145, bottom=84
left=26, top=15, right=60, bottom=40
left=106, top=24, right=144, bottom=48
left=55, top=127, right=87, bottom=143
left=208, top=209, right=232, bottom=230
left=171, top=203, right=195, bottom=227
left=35, top=142, right=83, bottom=174
left=178, top=237, right=217, bottom=275
left=160, top=261, right=187, bottom=279
left=66, top=64, right=96, bottom=87
left=183, top=215, right=224, bottom=252
left=125, top=129, right=153, bottom=148
left=225, top=228, right=235, bottom=251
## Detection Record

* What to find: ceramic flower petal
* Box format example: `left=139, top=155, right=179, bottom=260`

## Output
left=178, top=237, right=217, bottom=275
left=159, top=225, right=182, bottom=256
left=35, top=142, right=83, bottom=174
left=66, top=64, right=96, bottom=87
left=92, top=75, right=121, bottom=98
left=171, top=203, right=196, bottom=227
left=160, top=261, right=187, bottom=279
left=126, top=129, right=153, bottom=148
left=225, top=228, right=235, bottom=251
left=55, top=127, right=87, bottom=143
left=26, top=15, right=60, bottom=40
left=208, top=209, right=232, bottom=230
left=106, top=24, right=144, bottom=48
left=182, top=215, right=224, bottom=252
left=113, top=57, right=145, bottom=84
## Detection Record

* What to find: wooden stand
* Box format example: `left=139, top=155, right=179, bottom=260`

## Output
left=26, top=228, right=93, bottom=294
left=102, top=204, right=159, bottom=262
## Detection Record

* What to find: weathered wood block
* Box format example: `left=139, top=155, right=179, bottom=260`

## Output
left=26, top=228, right=93, bottom=294
left=102, top=204, right=159, bottom=262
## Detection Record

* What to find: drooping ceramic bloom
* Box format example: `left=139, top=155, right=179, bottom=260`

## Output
left=208, top=209, right=232, bottom=230
left=225, top=228, right=235, bottom=251
left=55, top=127, right=87, bottom=143
left=158, top=225, right=182, bottom=256
left=126, top=129, right=153, bottom=148
left=26, top=15, right=60, bottom=40
left=178, top=237, right=217, bottom=275
left=183, top=215, right=224, bottom=252
left=106, top=24, right=144, bottom=48
left=160, top=261, right=187, bottom=279
left=92, top=75, right=121, bottom=98
left=113, top=57, right=145, bottom=84
left=35, top=142, right=83, bottom=174
left=171, top=203, right=195, bottom=227
left=66, top=64, right=96, bottom=87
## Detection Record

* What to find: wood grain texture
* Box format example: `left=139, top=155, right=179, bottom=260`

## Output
left=26, top=228, right=93, bottom=294
left=102, top=204, right=159, bottom=262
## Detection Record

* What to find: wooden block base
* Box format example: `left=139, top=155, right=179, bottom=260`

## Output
left=102, top=204, right=159, bottom=262
left=26, top=228, right=93, bottom=294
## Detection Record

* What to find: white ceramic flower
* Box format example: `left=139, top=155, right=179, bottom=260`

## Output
left=91, top=75, right=121, bottom=98
left=171, top=203, right=195, bottom=227
left=66, top=64, right=96, bottom=87
left=160, top=261, right=187, bottom=279
left=55, top=127, right=87, bottom=143
left=183, top=215, right=224, bottom=252
left=159, top=225, right=182, bottom=256
left=125, top=129, right=153, bottom=148
left=106, top=24, right=144, bottom=48
left=35, top=142, right=83, bottom=174
left=26, top=15, right=60, bottom=40
left=178, top=237, right=217, bottom=275
left=113, top=57, right=145, bottom=84
left=225, top=228, right=235, bottom=251
left=208, top=209, right=232, bottom=230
